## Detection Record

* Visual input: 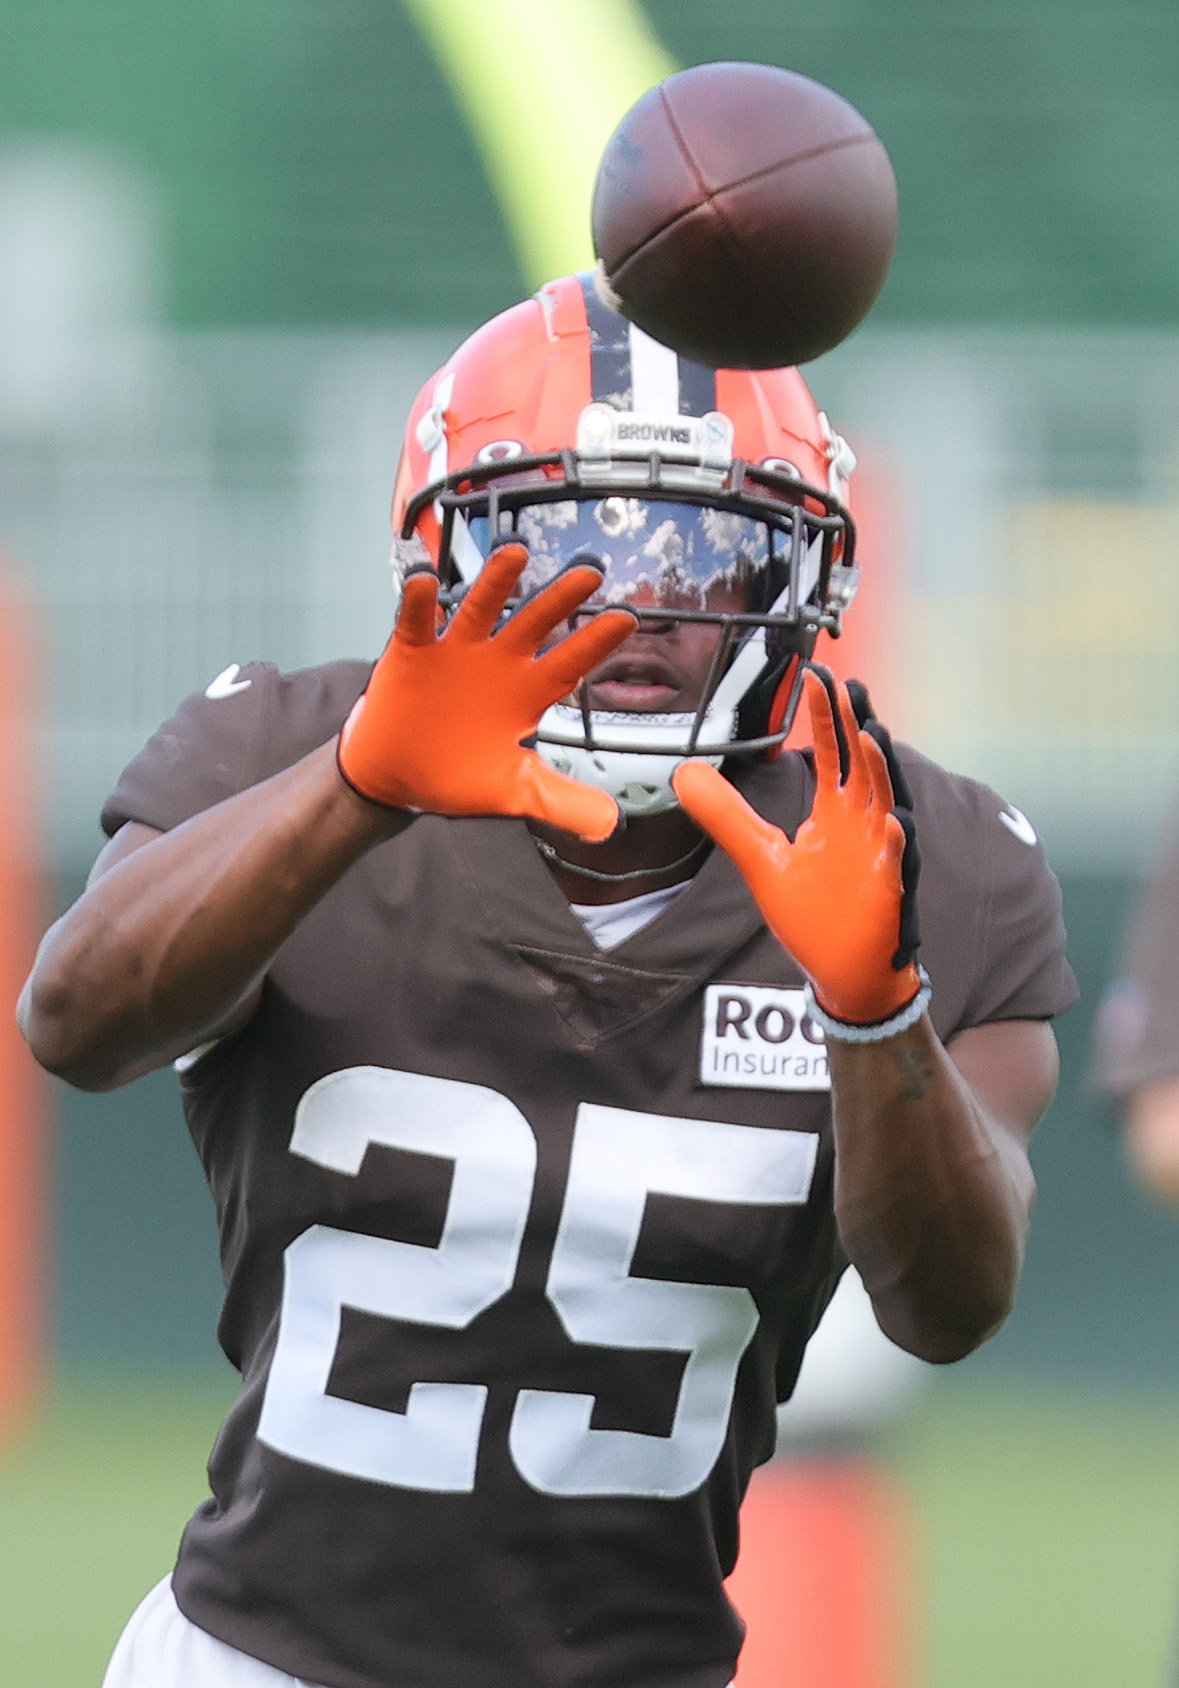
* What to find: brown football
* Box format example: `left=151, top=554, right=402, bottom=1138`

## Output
left=592, top=61, right=898, bottom=369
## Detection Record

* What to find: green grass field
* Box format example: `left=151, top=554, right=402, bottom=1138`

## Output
left=2, top=1372, right=1178, bottom=1687
left=898, top=1383, right=1179, bottom=1686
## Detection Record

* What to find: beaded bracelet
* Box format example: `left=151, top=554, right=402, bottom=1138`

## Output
left=803, top=966, right=933, bottom=1045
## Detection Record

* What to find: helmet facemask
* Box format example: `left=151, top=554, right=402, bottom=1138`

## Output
left=397, top=403, right=858, bottom=817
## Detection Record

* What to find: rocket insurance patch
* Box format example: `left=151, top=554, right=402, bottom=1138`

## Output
left=699, top=984, right=831, bottom=1091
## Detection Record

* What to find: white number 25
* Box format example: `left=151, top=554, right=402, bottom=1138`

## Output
left=258, top=1068, right=817, bottom=1500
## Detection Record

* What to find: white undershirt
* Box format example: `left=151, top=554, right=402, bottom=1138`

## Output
left=569, top=881, right=692, bottom=951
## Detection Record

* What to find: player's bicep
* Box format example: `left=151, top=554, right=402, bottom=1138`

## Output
left=946, top=1018, right=1060, bottom=1148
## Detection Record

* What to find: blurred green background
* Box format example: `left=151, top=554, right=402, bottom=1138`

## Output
left=4, top=1, right=1179, bottom=1684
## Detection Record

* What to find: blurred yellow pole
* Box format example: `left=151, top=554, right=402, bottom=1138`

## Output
left=401, top=0, right=675, bottom=285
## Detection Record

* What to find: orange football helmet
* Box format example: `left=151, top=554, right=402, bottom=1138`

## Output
left=390, top=272, right=859, bottom=815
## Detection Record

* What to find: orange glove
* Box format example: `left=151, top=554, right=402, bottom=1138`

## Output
left=672, top=667, right=923, bottom=1025
left=338, top=542, right=636, bottom=841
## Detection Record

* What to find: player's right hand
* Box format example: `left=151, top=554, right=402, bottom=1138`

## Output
left=337, top=542, right=637, bottom=841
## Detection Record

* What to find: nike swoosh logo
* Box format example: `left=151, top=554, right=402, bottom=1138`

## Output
left=205, top=663, right=252, bottom=700
left=999, top=805, right=1037, bottom=846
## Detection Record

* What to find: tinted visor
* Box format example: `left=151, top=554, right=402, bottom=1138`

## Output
left=467, top=496, right=789, bottom=612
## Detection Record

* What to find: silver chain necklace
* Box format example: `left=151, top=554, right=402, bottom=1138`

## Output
left=532, top=833, right=709, bottom=885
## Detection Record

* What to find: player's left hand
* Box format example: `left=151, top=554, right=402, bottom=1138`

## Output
left=671, top=666, right=922, bottom=1025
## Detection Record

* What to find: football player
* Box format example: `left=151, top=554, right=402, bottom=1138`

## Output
left=1095, top=819, right=1179, bottom=1201
left=21, top=273, right=1076, bottom=1688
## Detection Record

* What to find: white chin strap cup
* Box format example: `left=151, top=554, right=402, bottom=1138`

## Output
left=535, top=705, right=737, bottom=818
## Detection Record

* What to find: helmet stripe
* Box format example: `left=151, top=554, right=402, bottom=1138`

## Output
left=677, top=355, right=717, bottom=419
left=627, top=320, right=679, bottom=413
left=576, top=270, right=717, bottom=419
left=579, top=271, right=632, bottom=410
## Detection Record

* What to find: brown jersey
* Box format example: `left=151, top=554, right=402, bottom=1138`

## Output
left=102, top=660, right=1077, bottom=1688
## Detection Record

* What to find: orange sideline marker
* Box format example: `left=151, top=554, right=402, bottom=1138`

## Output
left=727, top=1459, right=916, bottom=1688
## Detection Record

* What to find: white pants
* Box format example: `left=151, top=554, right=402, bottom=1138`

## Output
left=102, top=1576, right=324, bottom=1688
left=104, top=1573, right=738, bottom=1688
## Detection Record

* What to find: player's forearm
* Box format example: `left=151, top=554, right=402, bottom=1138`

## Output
left=19, top=743, right=407, bottom=1090
left=829, top=1018, right=1035, bottom=1364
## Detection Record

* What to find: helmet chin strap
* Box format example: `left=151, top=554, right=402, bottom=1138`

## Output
left=704, top=622, right=769, bottom=720
left=450, top=512, right=485, bottom=584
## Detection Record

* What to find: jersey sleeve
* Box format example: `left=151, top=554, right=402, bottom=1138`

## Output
left=962, top=799, right=1078, bottom=1027
left=1092, top=823, right=1179, bottom=1099
left=101, top=660, right=370, bottom=837
left=904, top=751, right=1079, bottom=1034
